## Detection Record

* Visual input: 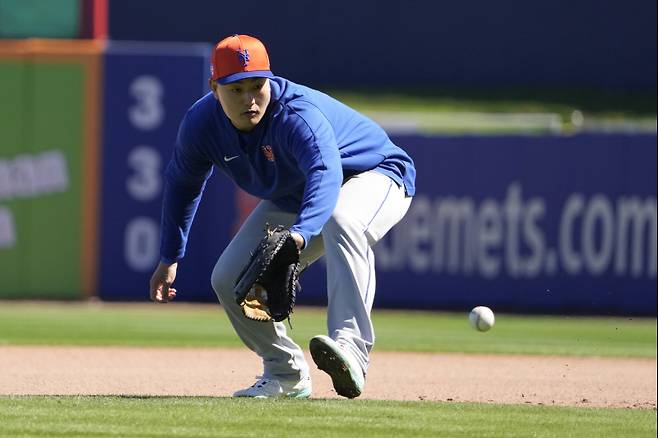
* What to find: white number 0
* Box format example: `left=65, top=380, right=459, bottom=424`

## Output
left=125, top=217, right=159, bottom=271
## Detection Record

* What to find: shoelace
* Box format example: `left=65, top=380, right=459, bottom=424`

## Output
left=251, top=376, right=271, bottom=389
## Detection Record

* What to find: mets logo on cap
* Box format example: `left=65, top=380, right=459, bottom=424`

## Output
left=211, top=34, right=274, bottom=85
left=237, top=49, right=250, bottom=67
left=261, top=145, right=275, bottom=162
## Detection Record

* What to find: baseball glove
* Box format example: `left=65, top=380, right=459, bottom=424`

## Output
left=234, top=225, right=300, bottom=322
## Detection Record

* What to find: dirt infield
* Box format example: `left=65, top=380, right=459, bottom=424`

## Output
left=0, top=346, right=655, bottom=408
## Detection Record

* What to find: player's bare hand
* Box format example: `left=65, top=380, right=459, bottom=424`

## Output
left=149, top=261, right=178, bottom=303
left=291, top=232, right=305, bottom=250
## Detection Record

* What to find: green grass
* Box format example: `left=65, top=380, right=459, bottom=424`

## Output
left=0, top=301, right=654, bottom=357
left=0, top=304, right=654, bottom=437
left=326, top=87, right=657, bottom=119
left=0, top=396, right=654, bottom=437
left=323, top=87, right=657, bottom=134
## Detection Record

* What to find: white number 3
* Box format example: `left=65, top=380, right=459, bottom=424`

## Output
left=128, top=75, right=164, bottom=131
left=127, top=146, right=161, bottom=201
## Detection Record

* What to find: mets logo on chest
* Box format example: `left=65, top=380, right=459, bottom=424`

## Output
left=237, top=49, right=250, bottom=67
left=261, top=145, right=275, bottom=162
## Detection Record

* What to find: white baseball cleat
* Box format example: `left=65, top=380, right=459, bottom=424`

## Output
left=309, top=335, right=365, bottom=399
left=233, top=376, right=312, bottom=398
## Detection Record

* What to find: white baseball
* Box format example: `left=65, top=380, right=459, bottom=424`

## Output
left=469, top=306, right=495, bottom=332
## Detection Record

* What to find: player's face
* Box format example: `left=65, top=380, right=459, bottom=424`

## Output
left=212, top=77, right=271, bottom=131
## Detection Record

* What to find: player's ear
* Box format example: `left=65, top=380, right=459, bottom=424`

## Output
left=209, top=79, right=219, bottom=98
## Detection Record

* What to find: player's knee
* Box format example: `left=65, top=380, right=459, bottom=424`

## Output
left=210, top=263, right=234, bottom=302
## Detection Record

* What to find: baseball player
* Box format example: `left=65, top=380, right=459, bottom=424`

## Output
left=149, top=34, right=415, bottom=398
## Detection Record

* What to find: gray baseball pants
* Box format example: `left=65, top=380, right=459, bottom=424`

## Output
left=211, top=170, right=412, bottom=382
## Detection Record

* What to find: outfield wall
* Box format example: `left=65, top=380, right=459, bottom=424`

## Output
left=93, top=62, right=657, bottom=315
left=0, top=40, right=655, bottom=315
left=374, top=134, right=657, bottom=315
left=97, top=130, right=656, bottom=315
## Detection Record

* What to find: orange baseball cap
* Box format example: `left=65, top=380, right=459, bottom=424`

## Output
left=210, top=34, right=273, bottom=84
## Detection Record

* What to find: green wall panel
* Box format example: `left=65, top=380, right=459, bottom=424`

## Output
left=0, top=45, right=97, bottom=299
left=23, top=63, right=84, bottom=298
left=0, top=59, right=28, bottom=297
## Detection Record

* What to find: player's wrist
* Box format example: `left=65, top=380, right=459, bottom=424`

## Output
left=160, top=256, right=178, bottom=265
